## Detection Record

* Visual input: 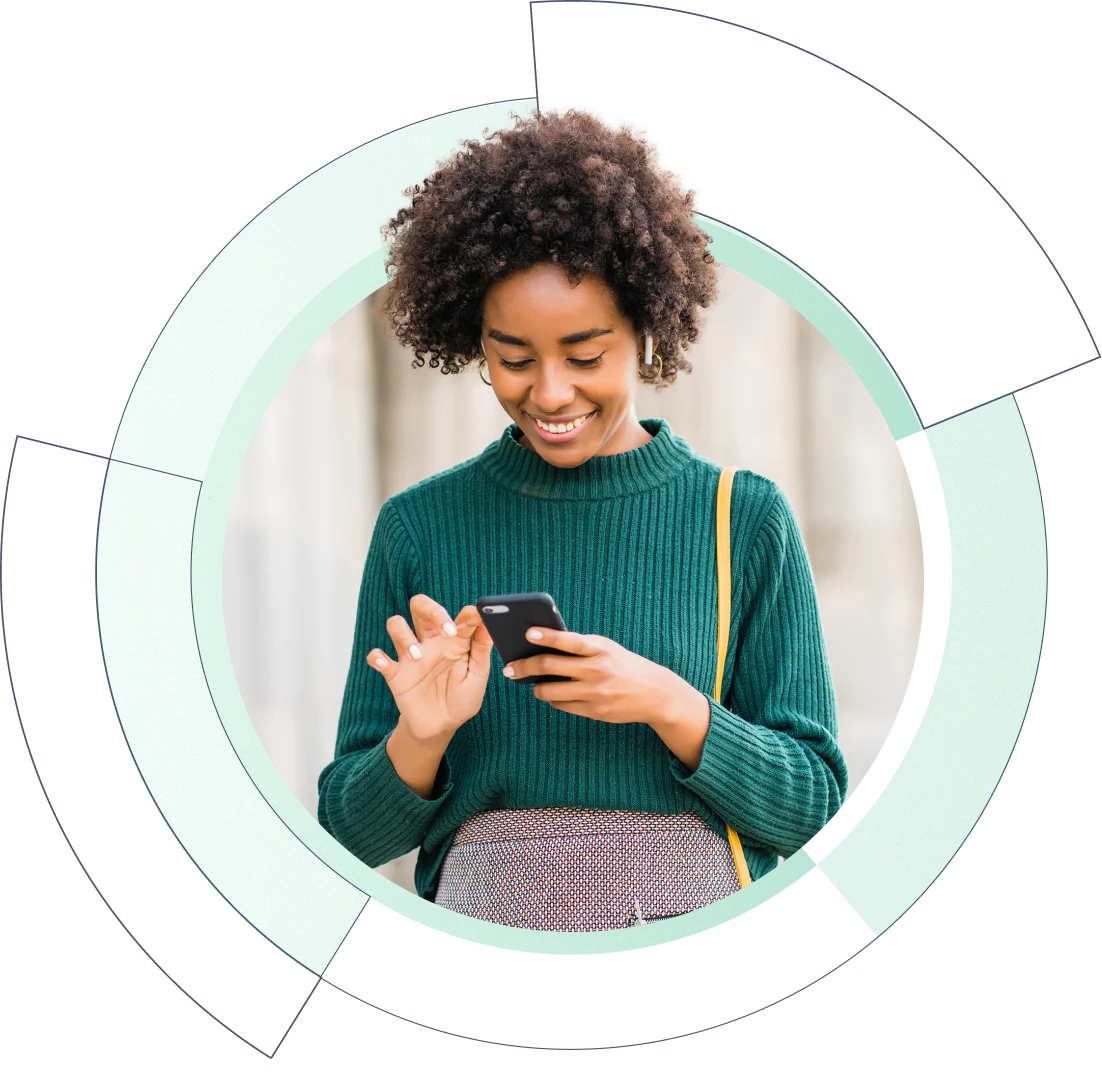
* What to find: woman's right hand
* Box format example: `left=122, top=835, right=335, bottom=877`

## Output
left=366, top=594, right=493, bottom=743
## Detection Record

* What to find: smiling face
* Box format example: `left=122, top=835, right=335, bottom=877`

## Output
left=480, top=263, right=653, bottom=466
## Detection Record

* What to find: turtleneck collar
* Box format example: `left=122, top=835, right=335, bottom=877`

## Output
left=476, top=417, right=696, bottom=501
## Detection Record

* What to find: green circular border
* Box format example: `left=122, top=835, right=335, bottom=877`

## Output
left=96, top=99, right=1045, bottom=970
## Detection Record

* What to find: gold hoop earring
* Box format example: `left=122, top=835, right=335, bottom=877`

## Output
left=478, top=357, right=492, bottom=386
left=640, top=351, right=663, bottom=381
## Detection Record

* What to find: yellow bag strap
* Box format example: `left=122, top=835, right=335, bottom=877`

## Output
left=716, top=466, right=752, bottom=890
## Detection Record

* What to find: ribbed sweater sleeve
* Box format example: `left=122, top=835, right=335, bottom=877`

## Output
left=669, top=485, right=848, bottom=857
left=317, top=500, right=453, bottom=866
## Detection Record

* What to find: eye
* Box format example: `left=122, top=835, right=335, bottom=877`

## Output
left=497, top=352, right=605, bottom=371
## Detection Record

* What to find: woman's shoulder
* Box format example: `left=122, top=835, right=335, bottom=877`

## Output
left=682, top=447, right=783, bottom=516
left=381, top=444, right=497, bottom=520
left=678, top=449, right=798, bottom=561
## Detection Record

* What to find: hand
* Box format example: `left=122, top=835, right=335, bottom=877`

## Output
left=502, top=626, right=705, bottom=729
left=367, top=594, right=493, bottom=743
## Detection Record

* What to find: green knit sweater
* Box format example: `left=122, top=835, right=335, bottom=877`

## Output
left=318, top=417, right=847, bottom=901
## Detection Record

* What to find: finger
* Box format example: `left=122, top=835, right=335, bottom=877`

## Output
left=365, top=646, right=398, bottom=680
left=408, top=593, right=458, bottom=641
left=452, top=604, right=484, bottom=640
left=455, top=605, right=493, bottom=667
left=503, top=652, right=582, bottom=681
left=385, top=614, right=425, bottom=660
left=531, top=687, right=593, bottom=715
left=530, top=677, right=592, bottom=699
left=522, top=626, right=604, bottom=656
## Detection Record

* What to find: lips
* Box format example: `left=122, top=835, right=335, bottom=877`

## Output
left=525, top=409, right=597, bottom=444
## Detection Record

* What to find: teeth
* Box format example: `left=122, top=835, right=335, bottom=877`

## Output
left=534, top=412, right=593, bottom=433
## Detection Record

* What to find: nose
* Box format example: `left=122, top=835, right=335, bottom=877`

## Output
left=526, top=362, right=577, bottom=414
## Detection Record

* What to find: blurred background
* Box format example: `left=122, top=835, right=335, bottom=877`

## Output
left=224, top=261, right=923, bottom=893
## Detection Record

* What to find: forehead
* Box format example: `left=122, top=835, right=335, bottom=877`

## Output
left=483, top=264, right=625, bottom=331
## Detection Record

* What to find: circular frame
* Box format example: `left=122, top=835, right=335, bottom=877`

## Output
left=80, top=98, right=1046, bottom=1046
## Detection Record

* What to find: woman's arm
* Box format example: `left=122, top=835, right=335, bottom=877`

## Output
left=661, top=483, right=848, bottom=857
left=317, top=502, right=452, bottom=867
left=647, top=687, right=711, bottom=770
left=384, top=723, right=454, bottom=800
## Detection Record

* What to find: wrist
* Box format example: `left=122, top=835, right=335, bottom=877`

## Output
left=648, top=677, right=712, bottom=773
left=387, top=718, right=453, bottom=801
left=647, top=671, right=711, bottom=736
left=394, top=713, right=455, bottom=751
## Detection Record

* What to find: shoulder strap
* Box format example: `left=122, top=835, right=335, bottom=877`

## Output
left=715, top=466, right=752, bottom=889
left=713, top=466, right=737, bottom=702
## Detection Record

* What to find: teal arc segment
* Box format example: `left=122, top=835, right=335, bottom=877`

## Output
left=819, top=395, right=1046, bottom=933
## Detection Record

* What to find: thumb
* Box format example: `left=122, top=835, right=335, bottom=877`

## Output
left=470, top=619, right=493, bottom=651
left=467, top=634, right=493, bottom=683
left=456, top=608, right=491, bottom=674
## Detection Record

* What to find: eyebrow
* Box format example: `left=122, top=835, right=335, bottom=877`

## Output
left=486, top=327, right=615, bottom=347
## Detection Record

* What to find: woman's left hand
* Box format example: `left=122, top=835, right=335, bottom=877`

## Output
left=502, top=626, right=704, bottom=728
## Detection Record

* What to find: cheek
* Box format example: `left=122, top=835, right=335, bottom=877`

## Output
left=607, top=355, right=641, bottom=395
left=587, top=372, right=622, bottom=400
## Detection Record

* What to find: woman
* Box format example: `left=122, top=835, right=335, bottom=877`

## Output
left=318, top=109, right=847, bottom=932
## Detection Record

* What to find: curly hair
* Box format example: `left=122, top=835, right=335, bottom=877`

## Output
left=380, top=108, right=718, bottom=388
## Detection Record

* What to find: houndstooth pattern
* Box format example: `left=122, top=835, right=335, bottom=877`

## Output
left=433, top=806, right=740, bottom=932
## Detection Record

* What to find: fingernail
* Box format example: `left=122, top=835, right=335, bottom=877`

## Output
left=503, top=666, right=515, bottom=678
left=443, top=622, right=457, bottom=637
left=527, top=628, right=543, bottom=640
left=409, top=644, right=423, bottom=660
left=374, top=655, right=388, bottom=668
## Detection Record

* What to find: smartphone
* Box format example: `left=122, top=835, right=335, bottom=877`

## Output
left=475, top=591, right=573, bottom=684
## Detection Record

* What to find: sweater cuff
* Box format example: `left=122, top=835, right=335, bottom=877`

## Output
left=325, top=738, right=453, bottom=865
left=668, top=696, right=751, bottom=806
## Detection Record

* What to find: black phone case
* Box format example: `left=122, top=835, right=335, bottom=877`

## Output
left=476, top=591, right=573, bottom=684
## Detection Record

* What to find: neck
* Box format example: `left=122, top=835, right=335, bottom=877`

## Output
left=479, top=417, right=696, bottom=501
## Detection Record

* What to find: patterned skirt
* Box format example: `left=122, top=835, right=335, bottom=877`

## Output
left=433, top=806, right=740, bottom=932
